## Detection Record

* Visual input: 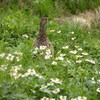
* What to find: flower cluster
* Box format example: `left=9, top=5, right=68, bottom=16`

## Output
left=33, top=47, right=39, bottom=54
left=71, top=96, right=87, bottom=100
left=40, top=78, right=62, bottom=96
left=45, top=49, right=52, bottom=59
left=14, top=51, right=23, bottom=55
left=9, top=64, right=43, bottom=79
left=71, top=37, right=76, bottom=40
left=0, top=64, right=8, bottom=71
left=40, top=46, right=47, bottom=50
left=56, top=53, right=66, bottom=61
left=62, top=46, right=69, bottom=49
left=70, top=50, right=77, bottom=54
left=59, top=96, right=67, bottom=100
left=5, top=51, right=22, bottom=62
left=50, top=78, right=62, bottom=84
left=40, top=78, right=62, bottom=89
left=10, top=65, right=22, bottom=79
left=76, top=60, right=82, bottom=63
left=82, top=52, right=88, bottom=55
left=33, top=46, right=52, bottom=59
left=52, top=61, right=57, bottom=65
left=41, top=97, right=55, bottom=100
left=22, top=68, right=43, bottom=78
left=85, top=59, right=96, bottom=64
left=75, top=55, right=83, bottom=58
left=21, top=68, right=36, bottom=77
left=78, top=48, right=83, bottom=51
left=6, top=54, right=14, bottom=61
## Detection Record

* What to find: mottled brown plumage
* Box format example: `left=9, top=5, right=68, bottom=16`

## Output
left=34, top=17, right=51, bottom=47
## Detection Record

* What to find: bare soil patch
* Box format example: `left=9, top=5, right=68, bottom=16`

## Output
left=54, top=7, right=100, bottom=28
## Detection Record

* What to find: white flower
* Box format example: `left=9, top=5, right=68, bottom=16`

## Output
left=46, top=49, right=51, bottom=55
left=82, top=52, right=88, bottom=55
left=1, top=64, right=8, bottom=68
left=41, top=97, right=49, bottom=100
left=16, top=57, right=21, bottom=62
left=52, top=61, right=57, bottom=65
left=60, top=54, right=66, bottom=57
left=96, top=88, right=100, bottom=92
left=59, top=96, right=67, bottom=100
left=71, top=31, right=74, bottom=34
left=78, top=48, right=83, bottom=51
left=35, top=47, right=39, bottom=51
left=50, top=78, right=62, bottom=84
left=22, top=72, right=30, bottom=77
left=40, top=85, right=48, bottom=89
left=10, top=69, right=17, bottom=75
left=14, top=51, right=23, bottom=55
left=41, top=97, right=55, bottom=100
left=14, top=73, right=22, bottom=79
left=70, top=50, right=77, bottom=54
left=76, top=55, right=83, bottom=58
left=27, top=69, right=36, bottom=75
left=50, top=30, right=55, bottom=32
left=91, top=77, right=95, bottom=81
left=0, top=53, right=5, bottom=58
left=75, top=45, right=79, bottom=48
left=67, top=59, right=71, bottom=63
left=33, top=47, right=38, bottom=54
left=52, top=88, right=60, bottom=94
left=6, top=54, right=14, bottom=61
left=40, top=46, right=47, bottom=50
left=0, top=64, right=8, bottom=71
left=40, top=52, right=44, bottom=55
left=97, top=80, right=100, bottom=83
left=77, top=96, right=87, bottom=100
left=71, top=37, right=76, bottom=40
left=33, top=50, right=38, bottom=54
left=45, top=55, right=51, bottom=59
left=95, top=71, right=100, bottom=74
left=57, top=30, right=61, bottom=33
left=10, top=65, right=22, bottom=77
left=85, top=59, right=96, bottom=64
left=49, top=98, right=55, bottom=100
left=57, top=57, right=64, bottom=60
left=90, top=80, right=96, bottom=84
left=62, top=46, right=69, bottom=49
left=76, top=60, right=82, bottom=63
left=47, top=82, right=54, bottom=86
left=0, top=67, right=5, bottom=71
left=13, top=65, right=22, bottom=71
left=35, top=73, right=43, bottom=78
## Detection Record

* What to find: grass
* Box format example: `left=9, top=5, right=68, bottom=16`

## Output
left=63, top=0, right=100, bottom=14
left=0, top=8, right=100, bottom=100
left=0, top=0, right=100, bottom=17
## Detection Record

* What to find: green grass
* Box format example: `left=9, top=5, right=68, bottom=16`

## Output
left=0, top=0, right=100, bottom=16
left=63, top=0, right=100, bottom=14
left=0, top=9, right=100, bottom=100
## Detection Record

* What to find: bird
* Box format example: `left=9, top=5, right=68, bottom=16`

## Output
left=34, top=17, right=54, bottom=55
left=34, top=17, right=53, bottom=48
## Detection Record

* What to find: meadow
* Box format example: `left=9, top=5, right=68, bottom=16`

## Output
left=0, top=0, right=100, bottom=100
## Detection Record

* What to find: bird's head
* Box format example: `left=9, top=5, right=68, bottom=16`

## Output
left=41, top=17, right=49, bottom=25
